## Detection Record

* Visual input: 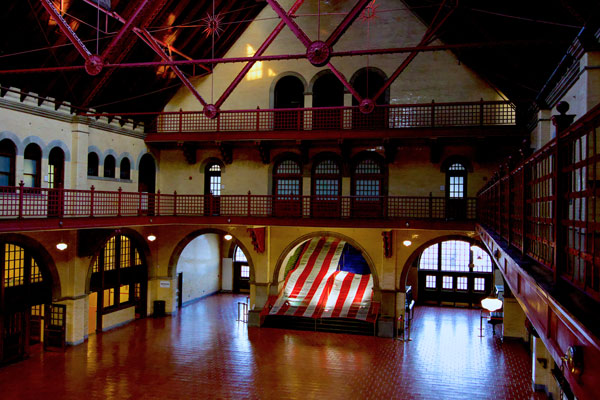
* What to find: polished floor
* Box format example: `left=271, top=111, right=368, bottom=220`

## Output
left=0, top=294, right=545, bottom=400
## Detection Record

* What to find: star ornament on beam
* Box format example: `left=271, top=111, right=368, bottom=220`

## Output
left=201, top=12, right=224, bottom=38
left=360, top=0, right=379, bottom=22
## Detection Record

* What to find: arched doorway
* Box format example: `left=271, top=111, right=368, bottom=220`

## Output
left=273, top=75, right=304, bottom=130
left=311, top=157, right=342, bottom=217
left=272, top=157, right=303, bottom=217
left=138, top=154, right=156, bottom=216
left=267, top=234, right=379, bottom=332
left=351, top=68, right=388, bottom=129
left=0, top=139, right=16, bottom=187
left=415, top=239, right=493, bottom=307
left=232, top=245, right=250, bottom=293
left=88, top=234, right=148, bottom=333
left=0, top=240, right=57, bottom=364
left=312, top=72, right=344, bottom=129
left=48, top=147, right=64, bottom=217
left=351, top=154, right=386, bottom=218
left=204, top=162, right=221, bottom=216
left=445, top=162, right=468, bottom=220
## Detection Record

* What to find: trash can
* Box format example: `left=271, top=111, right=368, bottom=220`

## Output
left=153, top=300, right=166, bottom=317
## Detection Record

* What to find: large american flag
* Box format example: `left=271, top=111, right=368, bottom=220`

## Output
left=267, top=237, right=378, bottom=322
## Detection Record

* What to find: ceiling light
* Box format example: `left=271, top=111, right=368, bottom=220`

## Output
left=481, top=297, right=503, bottom=312
left=56, top=242, right=68, bottom=251
left=147, top=234, right=157, bottom=242
left=224, top=234, right=233, bottom=241
left=403, top=240, right=412, bottom=247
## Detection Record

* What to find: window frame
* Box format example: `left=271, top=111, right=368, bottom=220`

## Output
left=0, top=139, right=16, bottom=187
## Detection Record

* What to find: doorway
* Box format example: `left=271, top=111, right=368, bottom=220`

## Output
left=138, top=154, right=156, bottom=215
left=47, top=147, right=64, bottom=217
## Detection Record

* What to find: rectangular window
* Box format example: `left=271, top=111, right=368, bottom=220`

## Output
left=457, top=276, right=468, bottom=291
left=425, top=275, right=436, bottom=289
left=241, top=265, right=250, bottom=279
left=276, top=179, right=300, bottom=197
left=442, top=276, right=453, bottom=290
left=120, top=285, right=130, bottom=304
left=103, top=288, right=115, bottom=308
left=120, top=236, right=131, bottom=269
left=0, top=155, right=12, bottom=186
left=355, top=179, right=380, bottom=198
left=104, top=237, right=115, bottom=271
left=4, top=244, right=24, bottom=287
left=315, top=179, right=339, bottom=197
left=23, top=159, right=38, bottom=187
left=210, top=175, right=221, bottom=196
left=474, top=277, right=486, bottom=292
left=92, top=257, right=99, bottom=273
left=449, top=176, right=465, bottom=198
left=441, top=241, right=470, bottom=272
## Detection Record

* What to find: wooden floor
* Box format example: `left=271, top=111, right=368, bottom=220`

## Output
left=0, top=294, right=545, bottom=399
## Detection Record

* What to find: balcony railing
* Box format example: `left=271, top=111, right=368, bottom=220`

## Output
left=85, top=100, right=516, bottom=135
left=0, top=184, right=476, bottom=221
left=478, top=102, right=600, bottom=301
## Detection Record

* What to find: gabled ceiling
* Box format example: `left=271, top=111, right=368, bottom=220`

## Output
left=0, top=0, right=598, bottom=117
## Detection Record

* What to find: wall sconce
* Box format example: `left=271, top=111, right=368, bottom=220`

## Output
left=562, top=345, right=584, bottom=376
left=224, top=234, right=233, bottom=241
left=402, top=240, right=412, bottom=247
left=56, top=242, right=68, bottom=251
left=147, top=234, right=157, bottom=242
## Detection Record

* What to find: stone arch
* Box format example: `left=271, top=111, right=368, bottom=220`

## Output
left=136, top=151, right=159, bottom=172
left=199, top=157, right=225, bottom=174
left=102, top=148, right=119, bottom=161
left=0, top=131, right=22, bottom=155
left=22, top=136, right=47, bottom=158
left=308, top=69, right=346, bottom=94
left=398, top=234, right=489, bottom=292
left=47, top=140, right=71, bottom=162
left=0, top=233, right=61, bottom=300
left=167, top=228, right=255, bottom=283
left=441, top=155, right=474, bottom=173
left=349, top=66, right=390, bottom=105
left=310, top=151, right=347, bottom=176
left=272, top=231, right=381, bottom=293
left=84, top=228, right=152, bottom=294
left=116, top=152, right=134, bottom=167
left=269, top=71, right=308, bottom=109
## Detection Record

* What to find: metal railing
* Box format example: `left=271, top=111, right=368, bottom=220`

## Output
left=478, top=102, right=600, bottom=301
left=0, top=184, right=476, bottom=221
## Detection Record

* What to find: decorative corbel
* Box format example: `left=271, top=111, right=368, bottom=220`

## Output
left=382, top=231, right=393, bottom=258
left=219, top=142, right=233, bottom=164
left=247, top=227, right=265, bottom=253
left=256, top=141, right=270, bottom=164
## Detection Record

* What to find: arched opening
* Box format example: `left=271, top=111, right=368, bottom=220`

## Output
left=48, top=147, right=64, bottom=218
left=120, top=158, right=131, bottom=180
left=0, top=241, right=54, bottom=363
left=273, top=75, right=304, bottom=130
left=311, top=158, right=342, bottom=217
left=312, top=72, right=344, bottom=129
left=445, top=162, right=468, bottom=220
left=87, top=152, right=99, bottom=177
left=351, top=68, right=388, bottom=129
left=0, top=139, right=16, bottom=187
left=232, top=245, right=250, bottom=293
left=138, top=154, right=156, bottom=216
left=88, top=234, right=148, bottom=333
left=413, top=239, right=493, bottom=307
left=103, top=155, right=116, bottom=178
left=351, top=154, right=385, bottom=218
left=204, top=163, right=221, bottom=216
left=272, top=158, right=302, bottom=217
left=266, top=235, right=378, bottom=332
left=23, top=143, right=42, bottom=188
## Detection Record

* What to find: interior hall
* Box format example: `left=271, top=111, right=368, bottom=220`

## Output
left=0, top=1, right=599, bottom=399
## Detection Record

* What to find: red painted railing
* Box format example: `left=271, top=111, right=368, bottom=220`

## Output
left=85, top=100, right=516, bottom=134
left=0, top=184, right=476, bottom=221
left=478, top=102, right=600, bottom=301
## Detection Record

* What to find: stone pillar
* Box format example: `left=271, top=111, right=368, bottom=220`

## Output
left=502, top=297, right=528, bottom=340
left=59, top=297, right=87, bottom=345
left=70, top=118, right=90, bottom=190
left=531, top=109, right=552, bottom=150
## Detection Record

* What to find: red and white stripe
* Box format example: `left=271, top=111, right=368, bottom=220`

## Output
left=269, top=237, right=345, bottom=317
left=319, top=272, right=374, bottom=321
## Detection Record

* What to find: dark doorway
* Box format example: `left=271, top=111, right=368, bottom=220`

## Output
left=352, top=69, right=388, bottom=129
left=274, top=75, right=304, bottom=130
left=273, top=159, right=302, bottom=217
left=445, top=163, right=468, bottom=220
left=204, top=163, right=221, bottom=216
left=177, top=273, right=183, bottom=309
left=47, top=147, right=64, bottom=217
left=138, top=154, right=156, bottom=216
left=312, top=73, right=344, bottom=130
left=232, top=246, right=250, bottom=293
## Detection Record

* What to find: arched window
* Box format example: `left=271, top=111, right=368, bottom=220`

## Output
left=312, top=72, right=344, bottom=129
left=120, top=158, right=131, bottom=180
left=90, top=235, right=147, bottom=331
left=418, top=240, right=493, bottom=306
left=0, top=139, right=16, bottom=187
left=446, top=162, right=468, bottom=219
left=232, top=245, right=250, bottom=292
left=273, top=75, right=304, bottom=130
left=273, top=158, right=302, bottom=217
left=87, top=153, right=99, bottom=177
left=104, top=155, right=116, bottom=178
left=24, top=144, right=42, bottom=188
left=312, top=158, right=342, bottom=217
left=1, top=242, right=52, bottom=362
left=205, top=163, right=221, bottom=195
